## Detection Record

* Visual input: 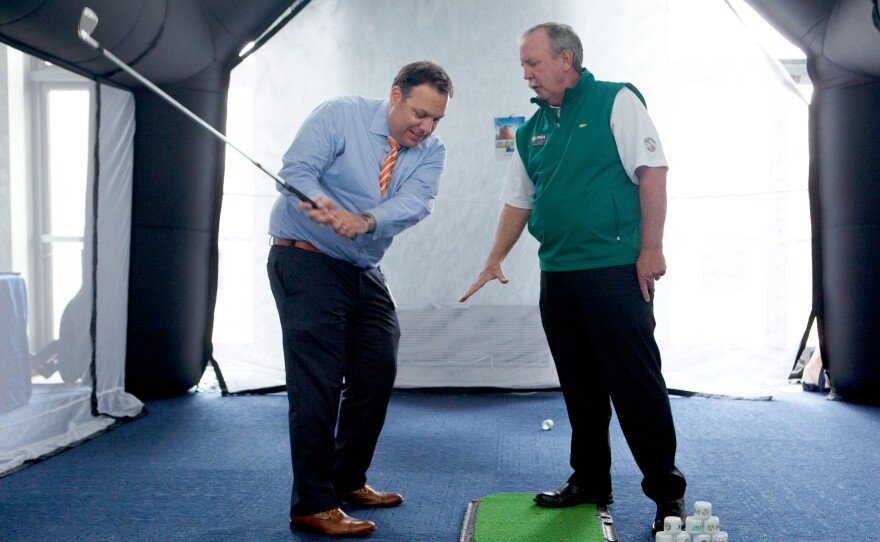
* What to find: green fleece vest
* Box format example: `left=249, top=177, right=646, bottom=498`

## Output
left=516, top=69, right=646, bottom=272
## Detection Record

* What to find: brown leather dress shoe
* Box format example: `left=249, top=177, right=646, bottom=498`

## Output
left=290, top=508, right=376, bottom=536
left=336, top=484, right=404, bottom=507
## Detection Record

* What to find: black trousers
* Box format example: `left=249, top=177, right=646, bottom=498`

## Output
left=539, top=264, right=686, bottom=503
left=267, top=245, right=400, bottom=517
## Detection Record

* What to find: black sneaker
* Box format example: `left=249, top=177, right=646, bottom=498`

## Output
left=534, top=482, right=614, bottom=508
left=651, top=498, right=686, bottom=534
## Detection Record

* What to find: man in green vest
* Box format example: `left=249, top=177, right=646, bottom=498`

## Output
left=460, top=22, right=687, bottom=533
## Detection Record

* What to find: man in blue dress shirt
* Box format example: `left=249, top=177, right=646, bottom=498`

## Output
left=267, top=61, right=453, bottom=537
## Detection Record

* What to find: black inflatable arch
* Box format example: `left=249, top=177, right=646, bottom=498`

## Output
left=746, top=0, right=880, bottom=404
left=2, top=1, right=879, bottom=402
left=0, top=0, right=308, bottom=398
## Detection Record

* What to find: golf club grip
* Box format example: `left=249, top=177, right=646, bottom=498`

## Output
left=280, top=181, right=317, bottom=208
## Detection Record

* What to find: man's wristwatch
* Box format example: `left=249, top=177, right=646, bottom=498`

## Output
left=360, top=212, right=376, bottom=234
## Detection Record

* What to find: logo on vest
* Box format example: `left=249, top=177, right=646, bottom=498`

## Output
left=530, top=134, right=548, bottom=147
left=644, top=137, right=657, bottom=152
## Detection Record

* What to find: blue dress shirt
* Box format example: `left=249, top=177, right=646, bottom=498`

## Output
left=268, top=95, right=446, bottom=268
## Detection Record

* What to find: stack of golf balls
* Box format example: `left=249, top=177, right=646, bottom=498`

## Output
left=654, top=501, right=729, bottom=542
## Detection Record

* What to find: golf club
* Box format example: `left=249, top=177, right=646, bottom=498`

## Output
left=77, top=7, right=317, bottom=208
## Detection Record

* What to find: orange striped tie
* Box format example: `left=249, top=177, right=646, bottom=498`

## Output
left=379, top=136, right=400, bottom=196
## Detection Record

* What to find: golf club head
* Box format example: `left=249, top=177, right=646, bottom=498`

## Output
left=78, top=7, right=100, bottom=49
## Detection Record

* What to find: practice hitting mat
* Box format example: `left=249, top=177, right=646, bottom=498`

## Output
left=459, top=492, right=618, bottom=542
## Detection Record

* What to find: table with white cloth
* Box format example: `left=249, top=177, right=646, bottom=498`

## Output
left=0, top=273, right=31, bottom=414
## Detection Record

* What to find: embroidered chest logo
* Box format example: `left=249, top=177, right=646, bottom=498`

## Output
left=644, top=137, right=657, bottom=152
left=530, top=134, right=548, bottom=147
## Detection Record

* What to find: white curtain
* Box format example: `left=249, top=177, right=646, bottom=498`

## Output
left=213, top=0, right=810, bottom=398
left=0, top=82, right=143, bottom=476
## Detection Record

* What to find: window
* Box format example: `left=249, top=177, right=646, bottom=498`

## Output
left=5, top=48, right=93, bottom=360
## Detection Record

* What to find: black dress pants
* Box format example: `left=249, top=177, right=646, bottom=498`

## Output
left=539, top=264, right=686, bottom=503
left=268, top=245, right=400, bottom=517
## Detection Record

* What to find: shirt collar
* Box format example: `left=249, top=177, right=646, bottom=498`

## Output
left=370, top=98, right=392, bottom=137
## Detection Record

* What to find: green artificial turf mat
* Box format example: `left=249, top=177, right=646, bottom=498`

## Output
left=472, top=492, right=606, bottom=542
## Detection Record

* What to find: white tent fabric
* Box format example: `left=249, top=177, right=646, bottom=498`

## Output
left=213, top=0, right=811, bottom=399
left=0, top=78, right=143, bottom=476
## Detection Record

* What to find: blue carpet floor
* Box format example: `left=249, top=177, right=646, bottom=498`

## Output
left=1, top=387, right=878, bottom=541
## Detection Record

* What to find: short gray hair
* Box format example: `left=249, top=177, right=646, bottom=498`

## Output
left=522, top=23, right=583, bottom=71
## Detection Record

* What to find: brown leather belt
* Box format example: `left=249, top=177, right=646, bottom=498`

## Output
left=271, top=237, right=319, bottom=253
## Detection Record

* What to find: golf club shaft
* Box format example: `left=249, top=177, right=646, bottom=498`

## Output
left=96, top=45, right=316, bottom=207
